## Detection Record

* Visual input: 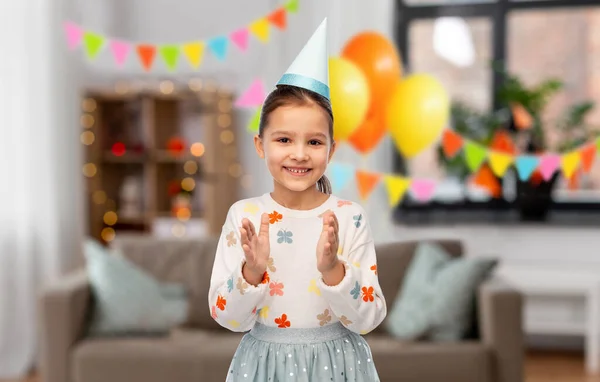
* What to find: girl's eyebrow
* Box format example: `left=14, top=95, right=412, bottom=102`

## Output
left=270, top=130, right=327, bottom=140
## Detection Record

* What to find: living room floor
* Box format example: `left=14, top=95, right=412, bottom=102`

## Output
left=1, top=351, right=598, bottom=382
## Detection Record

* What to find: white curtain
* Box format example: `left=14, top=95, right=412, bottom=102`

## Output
left=0, top=0, right=83, bottom=378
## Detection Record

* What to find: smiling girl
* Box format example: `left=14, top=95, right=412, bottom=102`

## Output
left=208, top=19, right=386, bottom=382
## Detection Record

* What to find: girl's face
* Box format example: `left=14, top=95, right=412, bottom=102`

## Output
left=254, top=103, right=336, bottom=193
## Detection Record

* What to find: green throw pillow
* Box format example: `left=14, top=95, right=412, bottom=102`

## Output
left=386, top=242, right=497, bottom=341
left=84, top=239, right=189, bottom=336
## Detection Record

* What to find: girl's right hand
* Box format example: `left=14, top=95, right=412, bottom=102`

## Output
left=240, top=213, right=270, bottom=283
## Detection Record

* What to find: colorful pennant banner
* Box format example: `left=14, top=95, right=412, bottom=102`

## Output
left=64, top=0, right=299, bottom=72
left=326, top=162, right=439, bottom=207
left=442, top=128, right=600, bottom=181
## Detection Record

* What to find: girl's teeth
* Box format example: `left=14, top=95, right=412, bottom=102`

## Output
left=288, top=168, right=308, bottom=173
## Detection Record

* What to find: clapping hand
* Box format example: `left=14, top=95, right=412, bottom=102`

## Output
left=240, top=213, right=270, bottom=285
left=316, top=210, right=340, bottom=273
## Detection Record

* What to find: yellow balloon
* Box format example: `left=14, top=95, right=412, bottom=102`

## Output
left=386, top=74, right=450, bottom=158
left=329, top=57, right=370, bottom=142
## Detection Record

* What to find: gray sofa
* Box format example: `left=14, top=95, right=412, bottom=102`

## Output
left=38, top=237, right=524, bottom=382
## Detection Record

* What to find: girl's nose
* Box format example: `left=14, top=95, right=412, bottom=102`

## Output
left=290, top=144, right=309, bottom=161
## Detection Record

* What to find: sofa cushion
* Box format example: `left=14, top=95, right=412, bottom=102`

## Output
left=385, top=242, right=497, bottom=341
left=84, top=239, right=189, bottom=335
left=110, top=236, right=224, bottom=330
left=365, top=335, right=492, bottom=382
left=72, top=329, right=244, bottom=382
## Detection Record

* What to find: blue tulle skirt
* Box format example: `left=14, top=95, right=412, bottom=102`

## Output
left=226, top=322, right=380, bottom=381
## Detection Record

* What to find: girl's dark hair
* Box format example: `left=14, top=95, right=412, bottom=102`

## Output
left=258, top=85, right=334, bottom=194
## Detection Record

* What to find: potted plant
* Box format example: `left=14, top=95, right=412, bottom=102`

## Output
left=438, top=68, right=597, bottom=221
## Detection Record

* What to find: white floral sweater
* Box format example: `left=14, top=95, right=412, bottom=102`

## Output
left=207, top=193, right=387, bottom=335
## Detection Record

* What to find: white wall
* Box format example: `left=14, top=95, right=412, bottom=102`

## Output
left=74, top=0, right=398, bottom=242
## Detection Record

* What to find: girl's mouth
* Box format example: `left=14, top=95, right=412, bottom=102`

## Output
left=284, top=167, right=312, bottom=176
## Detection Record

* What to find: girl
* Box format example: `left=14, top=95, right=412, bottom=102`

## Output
left=208, top=19, right=386, bottom=382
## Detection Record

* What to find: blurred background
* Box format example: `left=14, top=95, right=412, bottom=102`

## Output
left=2, top=0, right=600, bottom=381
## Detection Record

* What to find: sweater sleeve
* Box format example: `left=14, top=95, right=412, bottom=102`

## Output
left=208, top=205, right=269, bottom=332
left=317, top=207, right=387, bottom=335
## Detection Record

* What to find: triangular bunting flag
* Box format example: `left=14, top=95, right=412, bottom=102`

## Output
left=236, top=79, right=265, bottom=108
left=137, top=45, right=156, bottom=71
left=159, top=45, right=180, bottom=72
left=561, top=151, right=581, bottom=179
left=488, top=151, right=514, bottom=177
left=83, top=32, right=105, bottom=59
left=110, top=40, right=130, bottom=67
left=580, top=143, right=596, bottom=173
left=355, top=170, right=381, bottom=200
left=247, top=106, right=262, bottom=133
left=464, top=142, right=488, bottom=172
left=327, top=163, right=355, bottom=193
left=230, top=28, right=250, bottom=52
left=410, top=180, right=436, bottom=202
left=441, top=129, right=464, bottom=158
left=64, top=22, right=83, bottom=50
left=383, top=175, right=411, bottom=207
left=250, top=18, right=270, bottom=43
left=515, top=155, right=540, bottom=181
left=182, top=42, right=205, bottom=69
left=285, top=0, right=299, bottom=13
left=268, top=8, right=287, bottom=29
left=539, top=154, right=560, bottom=181
left=596, top=137, right=600, bottom=152
left=208, top=36, right=228, bottom=61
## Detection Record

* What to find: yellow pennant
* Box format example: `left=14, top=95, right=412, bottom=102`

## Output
left=182, top=42, right=205, bottom=69
left=250, top=18, right=270, bottom=43
left=383, top=175, right=411, bottom=207
left=561, top=151, right=581, bottom=179
left=488, top=152, right=514, bottom=177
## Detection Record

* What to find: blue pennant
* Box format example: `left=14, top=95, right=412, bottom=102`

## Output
left=208, top=36, right=228, bottom=61
left=327, top=162, right=354, bottom=193
left=515, top=155, right=540, bottom=181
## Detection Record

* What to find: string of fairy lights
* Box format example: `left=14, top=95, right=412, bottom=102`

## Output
left=80, top=79, right=252, bottom=242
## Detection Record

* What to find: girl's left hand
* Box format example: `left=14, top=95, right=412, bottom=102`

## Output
left=316, top=211, right=340, bottom=273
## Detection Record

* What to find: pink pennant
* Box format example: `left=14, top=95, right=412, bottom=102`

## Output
left=110, top=40, right=131, bottom=67
left=539, top=154, right=560, bottom=181
left=64, top=21, right=83, bottom=50
left=410, top=180, right=436, bottom=202
left=230, top=28, right=250, bottom=52
left=235, top=79, right=265, bottom=108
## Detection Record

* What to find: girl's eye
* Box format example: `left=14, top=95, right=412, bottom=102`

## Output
left=277, top=138, right=290, bottom=143
left=309, top=140, right=322, bottom=145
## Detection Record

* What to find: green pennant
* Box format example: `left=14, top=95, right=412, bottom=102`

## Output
left=464, top=141, right=488, bottom=172
left=248, top=106, right=262, bottom=133
left=160, top=45, right=180, bottom=71
left=596, top=137, right=600, bottom=152
left=83, top=32, right=105, bottom=59
left=284, top=0, right=299, bottom=13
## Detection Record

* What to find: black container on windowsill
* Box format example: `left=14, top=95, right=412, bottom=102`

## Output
left=515, top=172, right=559, bottom=221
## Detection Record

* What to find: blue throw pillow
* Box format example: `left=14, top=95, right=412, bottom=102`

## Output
left=386, top=242, right=497, bottom=341
left=84, top=239, right=189, bottom=335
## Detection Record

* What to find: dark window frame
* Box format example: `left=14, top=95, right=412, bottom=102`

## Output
left=392, top=0, right=600, bottom=218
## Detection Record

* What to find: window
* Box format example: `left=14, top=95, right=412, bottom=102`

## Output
left=394, top=0, right=600, bottom=221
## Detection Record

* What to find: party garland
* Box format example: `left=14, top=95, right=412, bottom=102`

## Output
left=64, top=0, right=298, bottom=72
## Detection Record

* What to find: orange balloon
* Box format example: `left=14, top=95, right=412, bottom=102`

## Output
left=342, top=32, right=402, bottom=116
left=348, top=111, right=387, bottom=155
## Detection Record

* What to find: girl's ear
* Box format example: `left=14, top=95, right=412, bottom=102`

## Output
left=328, top=140, right=337, bottom=162
left=254, top=135, right=265, bottom=159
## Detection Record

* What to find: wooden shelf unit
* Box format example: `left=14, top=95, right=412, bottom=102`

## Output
left=81, top=85, right=240, bottom=243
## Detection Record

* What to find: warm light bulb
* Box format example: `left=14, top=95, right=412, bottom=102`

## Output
left=82, top=163, right=97, bottom=177
left=183, top=160, right=198, bottom=175
left=190, top=143, right=205, bottom=157
left=101, top=227, right=116, bottom=242
left=80, top=131, right=95, bottom=145
left=218, top=114, right=231, bottom=128
left=82, top=98, right=97, bottom=112
left=171, top=223, right=186, bottom=237
left=181, top=177, right=195, bottom=192
left=160, top=80, right=174, bottom=94
left=103, top=211, right=118, bottom=226
left=176, top=208, right=191, bottom=221
left=220, top=130, right=234, bottom=145
left=93, top=190, right=107, bottom=204
left=81, top=114, right=95, bottom=129
left=189, top=78, right=203, bottom=92
left=218, top=98, right=232, bottom=112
